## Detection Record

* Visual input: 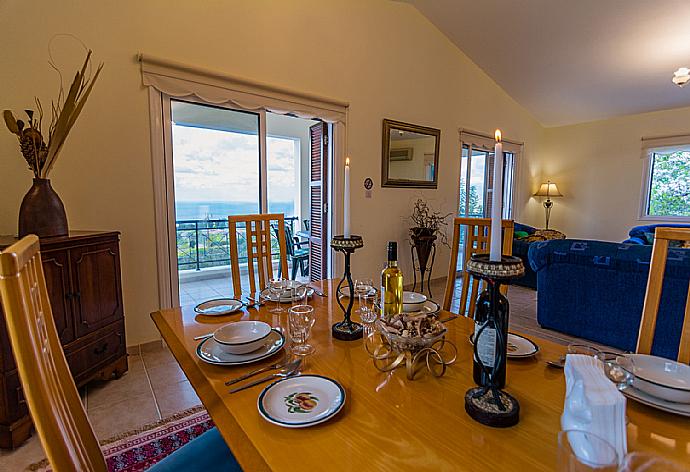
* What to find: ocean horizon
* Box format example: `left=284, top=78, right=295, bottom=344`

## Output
left=175, top=201, right=295, bottom=220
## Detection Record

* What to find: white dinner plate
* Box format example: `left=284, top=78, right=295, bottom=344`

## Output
left=469, top=332, right=539, bottom=358
left=260, top=285, right=313, bottom=303
left=196, top=329, right=284, bottom=365
left=194, top=298, right=244, bottom=316
left=338, top=285, right=377, bottom=298
left=258, top=375, right=345, bottom=428
left=620, top=384, right=690, bottom=417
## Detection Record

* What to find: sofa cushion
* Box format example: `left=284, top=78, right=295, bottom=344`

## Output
left=625, top=223, right=690, bottom=245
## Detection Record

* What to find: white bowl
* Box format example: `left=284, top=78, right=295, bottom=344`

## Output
left=402, top=291, right=427, bottom=312
left=619, top=354, right=690, bottom=404
left=213, top=321, right=272, bottom=354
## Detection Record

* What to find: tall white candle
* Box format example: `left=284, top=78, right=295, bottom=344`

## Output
left=344, top=157, right=351, bottom=238
left=489, top=130, right=503, bottom=262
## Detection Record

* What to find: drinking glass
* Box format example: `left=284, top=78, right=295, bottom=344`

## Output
left=268, top=277, right=288, bottom=313
left=288, top=304, right=316, bottom=355
left=596, top=352, right=633, bottom=391
left=567, top=344, right=601, bottom=357
left=557, top=430, right=619, bottom=471
left=354, top=278, right=374, bottom=314
left=619, top=452, right=688, bottom=471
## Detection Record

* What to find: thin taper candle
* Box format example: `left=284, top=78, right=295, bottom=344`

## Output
left=344, top=157, right=351, bottom=238
left=489, top=130, right=503, bottom=261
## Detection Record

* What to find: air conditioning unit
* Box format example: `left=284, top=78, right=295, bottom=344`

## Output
left=389, top=147, right=414, bottom=161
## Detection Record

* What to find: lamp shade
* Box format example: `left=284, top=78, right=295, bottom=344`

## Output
left=534, top=182, right=562, bottom=198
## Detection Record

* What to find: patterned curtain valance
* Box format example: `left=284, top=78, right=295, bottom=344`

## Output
left=459, top=129, right=523, bottom=154
left=138, top=53, right=348, bottom=123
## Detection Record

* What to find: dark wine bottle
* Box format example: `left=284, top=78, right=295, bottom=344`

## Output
left=472, top=280, right=509, bottom=389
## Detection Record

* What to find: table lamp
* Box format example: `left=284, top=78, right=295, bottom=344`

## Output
left=534, top=181, right=562, bottom=229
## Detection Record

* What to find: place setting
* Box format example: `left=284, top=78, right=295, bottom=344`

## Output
left=193, top=300, right=347, bottom=429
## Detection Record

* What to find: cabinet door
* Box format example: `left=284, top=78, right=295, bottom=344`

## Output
left=70, top=242, right=124, bottom=337
left=41, top=250, right=75, bottom=345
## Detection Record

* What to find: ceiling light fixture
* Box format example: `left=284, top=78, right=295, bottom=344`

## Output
left=672, top=67, right=690, bottom=87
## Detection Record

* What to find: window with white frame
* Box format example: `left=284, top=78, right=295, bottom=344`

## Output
left=641, top=138, right=690, bottom=220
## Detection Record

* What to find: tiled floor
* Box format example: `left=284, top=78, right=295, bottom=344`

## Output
left=179, top=273, right=309, bottom=309
left=0, top=341, right=201, bottom=471
left=0, top=275, right=614, bottom=470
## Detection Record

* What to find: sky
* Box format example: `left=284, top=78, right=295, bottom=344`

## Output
left=172, top=125, right=298, bottom=203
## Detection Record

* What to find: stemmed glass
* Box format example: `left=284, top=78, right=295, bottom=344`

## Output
left=268, top=277, right=288, bottom=313
left=354, top=278, right=374, bottom=314
left=288, top=304, right=316, bottom=356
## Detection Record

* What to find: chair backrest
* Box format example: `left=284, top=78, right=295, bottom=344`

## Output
left=443, top=217, right=514, bottom=314
left=228, top=213, right=289, bottom=298
left=636, top=227, right=690, bottom=363
left=0, top=236, right=106, bottom=471
left=273, top=223, right=296, bottom=258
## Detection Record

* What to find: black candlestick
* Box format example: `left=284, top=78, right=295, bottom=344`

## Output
left=331, top=235, right=364, bottom=341
left=464, top=254, right=524, bottom=428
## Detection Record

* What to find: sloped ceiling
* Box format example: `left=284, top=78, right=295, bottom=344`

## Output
left=406, top=0, right=690, bottom=126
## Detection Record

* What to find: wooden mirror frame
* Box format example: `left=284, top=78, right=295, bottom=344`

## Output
left=381, top=119, right=441, bottom=189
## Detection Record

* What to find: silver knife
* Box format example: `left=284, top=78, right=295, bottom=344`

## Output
left=228, top=361, right=301, bottom=394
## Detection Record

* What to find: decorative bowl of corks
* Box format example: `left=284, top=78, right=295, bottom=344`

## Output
left=376, top=312, right=447, bottom=353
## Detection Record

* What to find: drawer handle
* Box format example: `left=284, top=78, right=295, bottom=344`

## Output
left=94, top=343, right=109, bottom=355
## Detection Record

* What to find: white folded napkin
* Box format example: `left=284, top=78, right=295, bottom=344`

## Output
left=561, top=354, right=627, bottom=464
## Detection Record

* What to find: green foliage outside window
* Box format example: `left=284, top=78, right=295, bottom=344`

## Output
left=648, top=151, right=690, bottom=217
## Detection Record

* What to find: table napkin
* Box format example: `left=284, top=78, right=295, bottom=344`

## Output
left=561, top=354, right=627, bottom=464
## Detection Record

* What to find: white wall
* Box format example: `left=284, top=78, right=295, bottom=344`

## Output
left=0, top=0, right=543, bottom=344
left=523, top=106, right=690, bottom=241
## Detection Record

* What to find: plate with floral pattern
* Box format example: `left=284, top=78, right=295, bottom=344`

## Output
left=257, top=375, right=345, bottom=428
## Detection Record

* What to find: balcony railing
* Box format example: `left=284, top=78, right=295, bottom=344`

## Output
left=176, top=216, right=300, bottom=271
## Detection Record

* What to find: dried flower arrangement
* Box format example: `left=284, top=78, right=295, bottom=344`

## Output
left=3, top=50, right=102, bottom=178
left=409, top=198, right=452, bottom=247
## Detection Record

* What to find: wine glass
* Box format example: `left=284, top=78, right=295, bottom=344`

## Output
left=288, top=304, right=316, bottom=356
left=557, top=430, right=618, bottom=471
left=567, top=344, right=601, bottom=357
left=268, top=277, right=288, bottom=313
left=354, top=278, right=374, bottom=314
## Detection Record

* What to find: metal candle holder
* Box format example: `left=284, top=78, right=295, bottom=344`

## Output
left=330, top=235, right=364, bottom=341
left=464, top=254, right=524, bottom=428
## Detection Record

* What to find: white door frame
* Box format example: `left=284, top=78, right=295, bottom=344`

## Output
left=143, top=65, right=348, bottom=308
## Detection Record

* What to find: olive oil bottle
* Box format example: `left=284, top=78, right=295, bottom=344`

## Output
left=380, top=241, right=403, bottom=319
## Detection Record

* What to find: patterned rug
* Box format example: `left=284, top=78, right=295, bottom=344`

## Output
left=29, top=406, right=215, bottom=472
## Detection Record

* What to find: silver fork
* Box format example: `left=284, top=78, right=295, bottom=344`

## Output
left=224, top=355, right=291, bottom=386
left=228, top=359, right=302, bottom=393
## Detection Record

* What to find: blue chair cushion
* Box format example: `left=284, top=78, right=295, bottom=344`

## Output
left=149, top=427, right=242, bottom=471
left=293, top=248, right=309, bottom=258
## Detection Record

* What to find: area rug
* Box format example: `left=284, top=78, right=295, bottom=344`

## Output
left=29, top=406, right=214, bottom=472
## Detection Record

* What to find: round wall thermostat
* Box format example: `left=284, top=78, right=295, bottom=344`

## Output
left=364, top=178, right=373, bottom=190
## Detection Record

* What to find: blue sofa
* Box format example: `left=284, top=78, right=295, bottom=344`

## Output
left=529, top=238, right=690, bottom=359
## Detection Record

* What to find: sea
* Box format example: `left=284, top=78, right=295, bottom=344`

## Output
left=175, top=201, right=295, bottom=221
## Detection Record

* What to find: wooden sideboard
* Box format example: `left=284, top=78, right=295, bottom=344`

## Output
left=0, top=231, right=127, bottom=448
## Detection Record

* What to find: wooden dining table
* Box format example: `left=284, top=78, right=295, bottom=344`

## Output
left=151, top=279, right=690, bottom=471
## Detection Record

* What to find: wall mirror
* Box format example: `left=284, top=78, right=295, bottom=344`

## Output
left=381, top=119, right=440, bottom=188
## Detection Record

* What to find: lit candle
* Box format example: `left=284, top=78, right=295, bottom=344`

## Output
left=489, top=130, right=503, bottom=262
left=344, top=157, right=351, bottom=238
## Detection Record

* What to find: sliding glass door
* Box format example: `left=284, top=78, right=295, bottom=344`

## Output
left=169, top=99, right=325, bottom=307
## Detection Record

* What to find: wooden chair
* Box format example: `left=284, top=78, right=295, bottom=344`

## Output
left=443, top=218, right=514, bottom=315
left=0, top=236, right=240, bottom=471
left=636, top=227, right=690, bottom=364
left=228, top=213, right=289, bottom=298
